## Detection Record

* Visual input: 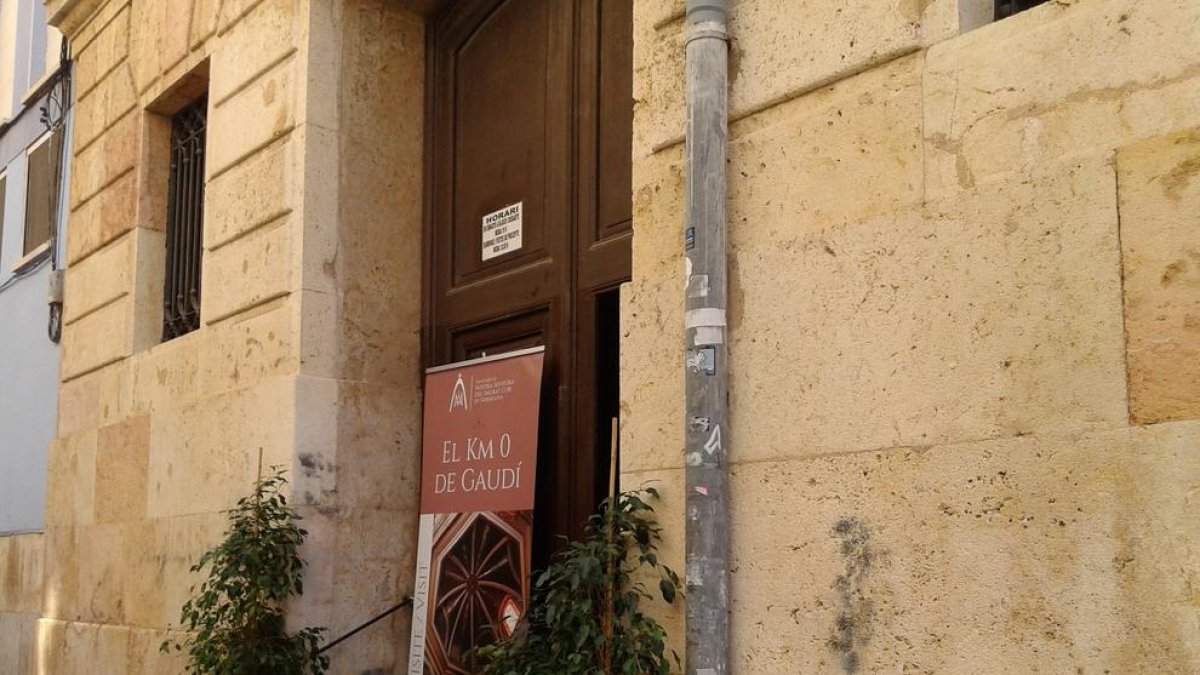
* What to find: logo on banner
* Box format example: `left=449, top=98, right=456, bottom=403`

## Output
left=449, top=373, right=469, bottom=412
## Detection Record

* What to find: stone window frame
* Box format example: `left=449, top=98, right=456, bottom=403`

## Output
left=131, top=60, right=211, bottom=352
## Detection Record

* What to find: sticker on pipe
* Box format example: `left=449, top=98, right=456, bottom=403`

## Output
left=482, top=202, right=523, bottom=261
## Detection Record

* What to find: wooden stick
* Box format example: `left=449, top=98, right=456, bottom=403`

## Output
left=602, top=416, right=620, bottom=673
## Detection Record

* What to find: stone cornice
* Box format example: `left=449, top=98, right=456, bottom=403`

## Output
left=42, top=0, right=106, bottom=39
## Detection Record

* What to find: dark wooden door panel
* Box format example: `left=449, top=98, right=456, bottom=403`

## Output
left=450, top=305, right=552, bottom=362
left=575, top=0, right=632, bottom=294
left=595, top=0, right=633, bottom=241
left=426, top=0, right=633, bottom=550
left=452, top=0, right=551, bottom=284
left=430, top=0, right=573, bottom=318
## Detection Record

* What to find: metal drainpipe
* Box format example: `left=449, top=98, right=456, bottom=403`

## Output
left=682, top=1, right=730, bottom=674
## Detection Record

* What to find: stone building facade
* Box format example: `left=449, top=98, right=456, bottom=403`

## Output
left=1, top=0, right=1197, bottom=673
left=0, top=0, right=69, bottom=671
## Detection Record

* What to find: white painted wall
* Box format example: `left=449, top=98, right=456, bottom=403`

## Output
left=0, top=67, right=71, bottom=534
left=0, top=262, right=57, bottom=533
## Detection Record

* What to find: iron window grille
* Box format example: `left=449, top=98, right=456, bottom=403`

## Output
left=163, top=97, right=208, bottom=341
left=996, top=0, right=1048, bottom=20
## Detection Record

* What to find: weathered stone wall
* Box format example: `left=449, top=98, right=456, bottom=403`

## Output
left=0, top=534, right=43, bottom=675
left=289, top=0, right=426, bottom=670
left=28, top=0, right=1200, bottom=673
left=624, top=0, right=1200, bottom=672
left=37, top=0, right=425, bottom=672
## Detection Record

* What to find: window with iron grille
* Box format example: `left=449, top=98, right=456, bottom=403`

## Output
left=996, top=0, right=1048, bottom=20
left=162, top=97, right=208, bottom=341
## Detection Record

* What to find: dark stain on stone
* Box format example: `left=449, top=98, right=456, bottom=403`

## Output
left=828, top=518, right=874, bottom=674
left=298, top=452, right=325, bottom=476
left=1161, top=259, right=1188, bottom=286
left=1162, top=155, right=1200, bottom=200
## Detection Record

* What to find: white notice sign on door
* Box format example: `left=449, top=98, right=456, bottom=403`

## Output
left=482, top=202, right=523, bottom=261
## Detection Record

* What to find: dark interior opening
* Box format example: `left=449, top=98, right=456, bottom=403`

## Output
left=995, top=0, right=1048, bottom=20
left=592, top=288, right=622, bottom=510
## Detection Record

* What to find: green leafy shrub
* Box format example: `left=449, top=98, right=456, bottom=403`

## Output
left=161, top=468, right=328, bottom=675
left=476, top=487, right=681, bottom=675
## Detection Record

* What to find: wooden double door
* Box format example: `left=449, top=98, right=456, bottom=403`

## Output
left=424, top=0, right=633, bottom=559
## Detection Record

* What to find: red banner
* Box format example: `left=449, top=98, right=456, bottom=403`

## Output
left=408, top=347, right=544, bottom=674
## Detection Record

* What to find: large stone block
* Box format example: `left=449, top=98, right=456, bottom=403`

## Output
left=40, top=521, right=166, bottom=628
left=0, top=612, right=38, bottom=675
left=56, top=361, right=132, bottom=437
left=73, top=61, right=138, bottom=154
left=75, top=522, right=157, bottom=626
left=191, top=0, right=220, bottom=48
left=129, top=324, right=202, bottom=415
left=620, top=274, right=684, bottom=474
left=195, top=299, right=296, bottom=395
left=127, top=0, right=196, bottom=94
left=61, top=621, right=130, bottom=674
left=331, top=507, right=419, bottom=671
left=331, top=380, right=421, bottom=511
left=67, top=164, right=138, bottom=264
left=70, top=104, right=138, bottom=210
left=60, top=295, right=133, bottom=382
left=630, top=145, right=684, bottom=279
left=46, top=431, right=97, bottom=528
left=63, top=231, right=132, bottom=327
left=205, top=130, right=298, bottom=250
left=298, top=123, right=340, bottom=297
left=128, top=226, right=167, bottom=351
left=0, top=533, right=44, bottom=614
left=94, top=416, right=151, bottom=523
left=210, top=0, right=300, bottom=106
left=1118, top=128, right=1200, bottom=424
left=728, top=53, right=923, bottom=239
left=727, top=156, right=1126, bottom=463
left=288, top=506, right=417, bottom=674
left=316, top=1, right=425, bottom=383
left=126, top=625, right=188, bottom=673
left=158, top=0, right=193, bottom=73
left=625, top=421, right=1200, bottom=673
left=40, top=529, right=79, bottom=622
left=289, top=376, right=422, bottom=513
left=73, top=4, right=131, bottom=101
left=295, top=241, right=421, bottom=387
left=64, top=0, right=130, bottom=57
left=297, top=289, right=338, bottom=379
left=924, top=0, right=1200, bottom=195
left=34, top=617, right=66, bottom=674
left=145, top=377, right=295, bottom=519
left=218, top=0, right=285, bottom=35
left=154, top=511, right=227, bottom=630
left=634, top=0, right=956, bottom=155
left=201, top=217, right=293, bottom=324
left=630, top=5, right=681, bottom=158
left=206, top=58, right=297, bottom=180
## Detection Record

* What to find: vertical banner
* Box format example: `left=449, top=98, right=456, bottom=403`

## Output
left=408, top=346, right=545, bottom=674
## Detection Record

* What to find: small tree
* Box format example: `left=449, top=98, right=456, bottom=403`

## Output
left=162, top=467, right=328, bottom=675
left=475, top=487, right=681, bottom=675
